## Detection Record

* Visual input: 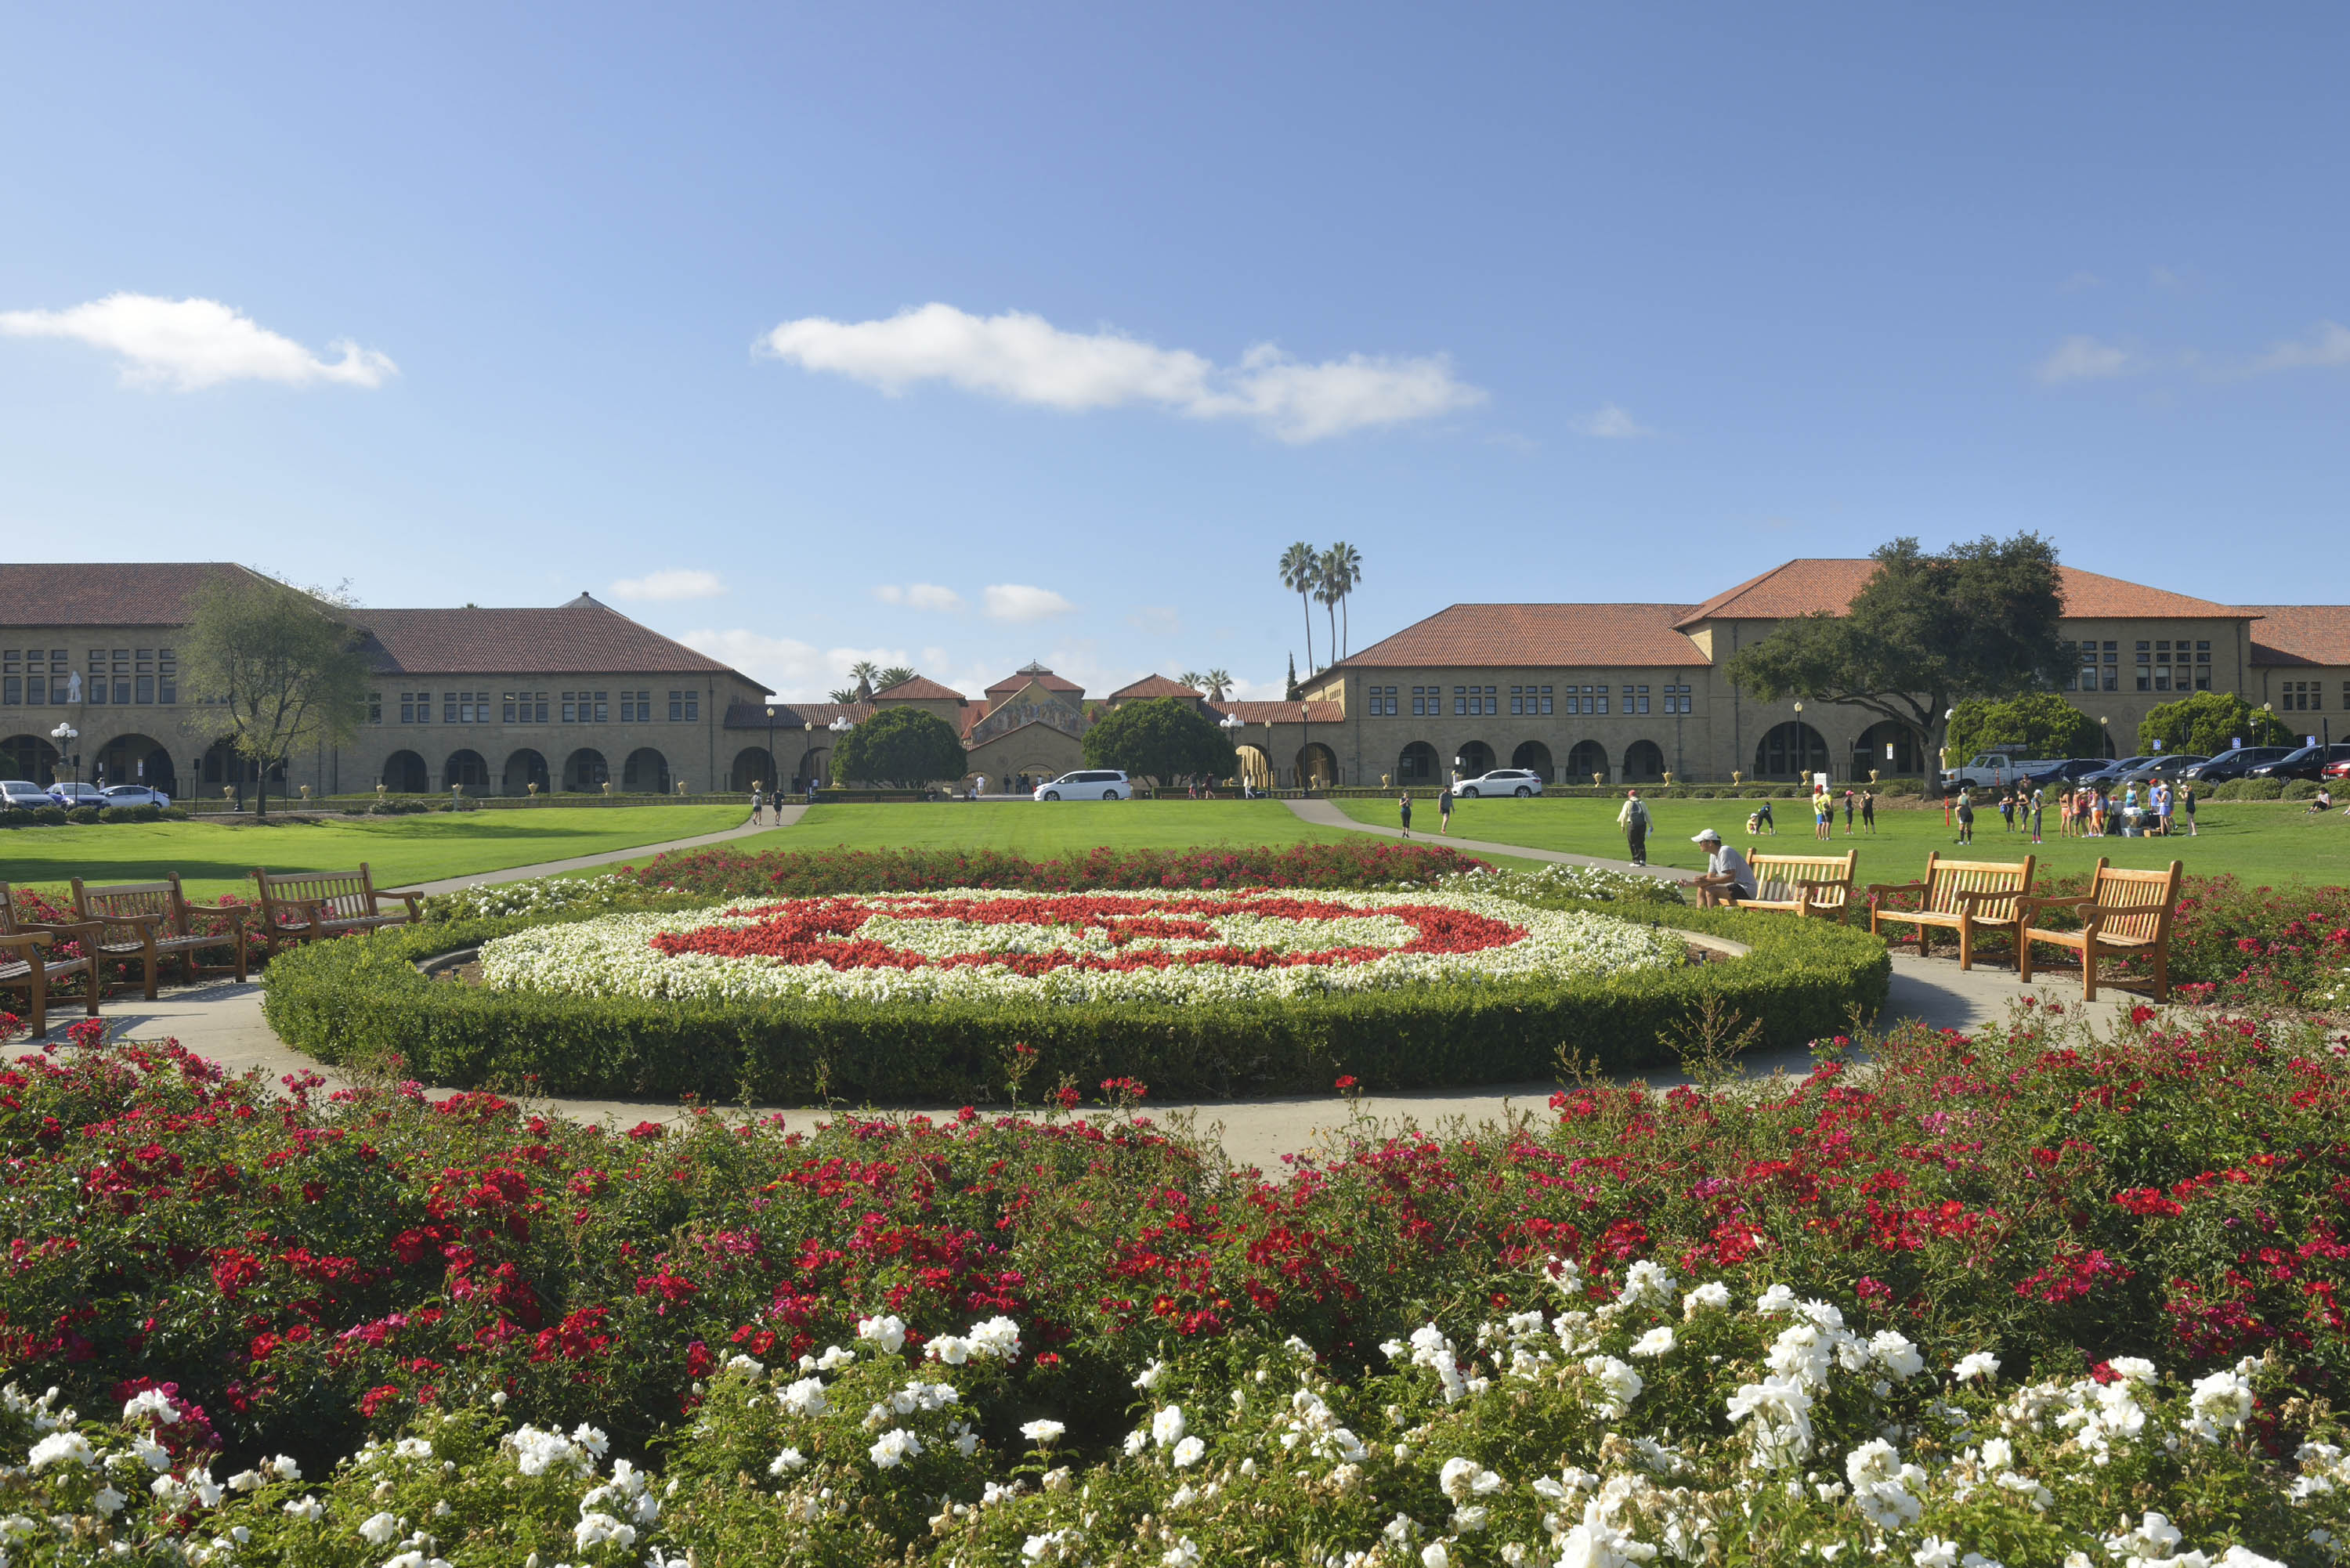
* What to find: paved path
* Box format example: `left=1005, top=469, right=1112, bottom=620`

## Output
left=1283, top=796, right=1695, bottom=881
left=406, top=805, right=797, bottom=894
left=24, top=800, right=2137, bottom=1172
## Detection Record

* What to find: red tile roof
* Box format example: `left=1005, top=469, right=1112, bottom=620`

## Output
left=1338, top=605, right=1707, bottom=669
left=723, top=700, right=873, bottom=729
left=1210, top=701, right=1346, bottom=724
left=985, top=663, right=1083, bottom=697
left=2241, top=605, right=2350, bottom=667
left=350, top=598, right=761, bottom=683
left=1676, top=559, right=2247, bottom=627
left=0, top=562, right=272, bottom=626
left=1109, top=674, right=1205, bottom=699
left=873, top=674, right=966, bottom=700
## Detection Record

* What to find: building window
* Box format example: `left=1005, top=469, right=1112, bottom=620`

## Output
left=87, top=652, right=107, bottom=703
left=2, top=677, right=16, bottom=705
left=1509, top=685, right=1524, bottom=716
left=1453, top=685, right=1466, bottom=717
left=2283, top=680, right=2324, bottom=712
left=665, top=688, right=697, bottom=721
left=1539, top=685, right=1553, bottom=715
left=1624, top=685, right=1650, bottom=715
left=24, top=675, right=42, bottom=706
left=369, top=692, right=382, bottom=724
left=1663, top=683, right=1692, bottom=714
left=157, top=648, right=175, bottom=704
left=136, top=674, right=154, bottom=703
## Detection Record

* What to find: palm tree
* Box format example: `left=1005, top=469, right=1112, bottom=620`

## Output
left=848, top=659, right=880, bottom=700
left=1278, top=543, right=1321, bottom=676
left=1204, top=669, right=1232, bottom=701
left=1178, top=670, right=1208, bottom=692
left=875, top=665, right=915, bottom=692
left=1327, top=541, right=1362, bottom=659
left=1315, top=547, right=1347, bottom=671
left=827, top=686, right=861, bottom=705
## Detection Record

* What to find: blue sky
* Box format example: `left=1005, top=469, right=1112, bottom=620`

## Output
left=4, top=4, right=2345, bottom=699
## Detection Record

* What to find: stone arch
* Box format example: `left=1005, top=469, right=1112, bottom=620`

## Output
left=1452, top=739, right=1495, bottom=779
left=93, top=732, right=173, bottom=793
left=622, top=747, right=670, bottom=794
left=443, top=750, right=490, bottom=793
left=1623, top=739, right=1667, bottom=783
left=1234, top=744, right=1271, bottom=790
left=731, top=747, right=773, bottom=793
left=562, top=749, right=609, bottom=792
left=1854, top=721, right=1923, bottom=778
left=0, top=734, right=61, bottom=785
left=1566, top=739, right=1610, bottom=784
left=1753, top=721, right=1829, bottom=782
left=381, top=750, right=428, bottom=793
left=1397, top=740, right=1439, bottom=783
left=1296, top=742, right=1337, bottom=789
left=796, top=747, right=830, bottom=790
left=1510, top=739, right=1553, bottom=779
left=502, top=749, right=549, bottom=796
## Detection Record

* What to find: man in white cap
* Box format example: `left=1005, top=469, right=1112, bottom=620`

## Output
left=1689, top=828, right=1757, bottom=909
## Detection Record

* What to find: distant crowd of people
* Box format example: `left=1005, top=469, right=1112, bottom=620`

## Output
left=1942, top=779, right=2200, bottom=847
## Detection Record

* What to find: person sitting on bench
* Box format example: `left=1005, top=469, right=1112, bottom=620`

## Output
left=1690, top=828, right=1758, bottom=909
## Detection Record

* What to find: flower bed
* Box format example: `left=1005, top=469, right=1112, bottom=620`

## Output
left=262, top=896, right=1887, bottom=1101
left=4, top=1003, right=2347, bottom=1563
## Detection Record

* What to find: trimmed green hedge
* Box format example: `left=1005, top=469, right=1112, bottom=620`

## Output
left=261, top=905, right=1890, bottom=1104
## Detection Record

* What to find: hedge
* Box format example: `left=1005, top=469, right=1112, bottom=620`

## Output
left=260, top=902, right=1889, bottom=1104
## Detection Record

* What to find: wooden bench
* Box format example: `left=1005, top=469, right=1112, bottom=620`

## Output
left=0, top=882, right=103, bottom=1038
left=251, top=864, right=425, bottom=953
left=1866, top=852, right=2036, bottom=970
left=2018, top=858, right=2183, bottom=1003
left=1737, top=850, right=1859, bottom=919
left=67, top=873, right=251, bottom=999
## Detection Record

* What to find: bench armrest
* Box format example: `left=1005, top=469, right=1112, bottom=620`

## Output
left=2017, top=893, right=2095, bottom=923
left=1862, top=880, right=1928, bottom=902
left=376, top=889, right=425, bottom=916
left=24, top=917, right=115, bottom=945
left=0, top=930, right=53, bottom=952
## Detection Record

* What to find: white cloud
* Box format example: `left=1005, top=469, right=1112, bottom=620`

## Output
left=2247, top=320, right=2350, bottom=374
left=0, top=293, right=396, bottom=391
left=2035, top=335, right=2138, bottom=384
left=760, top=302, right=1484, bottom=442
left=873, top=582, right=965, bottom=611
left=983, top=583, right=1076, bottom=623
left=677, top=630, right=916, bottom=699
left=1573, top=401, right=1655, bottom=439
left=610, top=569, right=724, bottom=602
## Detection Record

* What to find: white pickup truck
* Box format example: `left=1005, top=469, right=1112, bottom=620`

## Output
left=1937, top=753, right=2069, bottom=793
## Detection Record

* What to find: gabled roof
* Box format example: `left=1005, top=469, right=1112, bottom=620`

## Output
left=873, top=674, right=965, bottom=701
left=350, top=602, right=762, bottom=683
left=1336, top=605, right=1707, bottom=669
left=723, top=699, right=873, bottom=729
left=1676, top=559, right=2249, bottom=628
left=2240, top=605, right=2350, bottom=668
left=0, top=562, right=273, bottom=627
left=985, top=663, right=1083, bottom=698
left=1109, top=674, right=1204, bottom=700
left=1210, top=700, right=1346, bottom=724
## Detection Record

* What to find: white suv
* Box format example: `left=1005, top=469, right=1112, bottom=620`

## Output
left=1033, top=770, right=1131, bottom=801
left=1455, top=769, right=1544, bottom=798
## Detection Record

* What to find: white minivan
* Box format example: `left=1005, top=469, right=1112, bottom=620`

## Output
left=1032, top=770, right=1131, bottom=801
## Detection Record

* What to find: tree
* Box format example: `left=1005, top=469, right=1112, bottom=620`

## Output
left=1945, top=692, right=2100, bottom=762
left=183, top=573, right=371, bottom=818
left=848, top=660, right=881, bottom=701
left=1278, top=543, right=1321, bottom=675
left=1177, top=670, right=1208, bottom=693
left=1203, top=669, right=1232, bottom=701
left=874, top=665, right=916, bottom=692
left=1081, top=696, right=1237, bottom=783
left=1723, top=533, right=2074, bottom=767
left=832, top=706, right=967, bottom=786
left=827, top=687, right=861, bottom=705
left=2138, top=691, right=2295, bottom=757
left=1316, top=546, right=1344, bottom=670
left=1326, top=541, right=1361, bottom=659
left=1284, top=654, right=1301, bottom=702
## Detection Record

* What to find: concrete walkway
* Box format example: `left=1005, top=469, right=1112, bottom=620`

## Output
left=1284, top=796, right=1694, bottom=882
left=22, top=800, right=2138, bottom=1171
left=406, top=804, right=797, bottom=894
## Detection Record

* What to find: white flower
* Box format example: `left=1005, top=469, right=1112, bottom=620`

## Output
left=768, top=1447, right=807, bottom=1475
left=1023, top=1529, right=1076, bottom=1563
left=266, top=1454, right=302, bottom=1481
left=575, top=1512, right=637, bottom=1551
left=1727, top=1375, right=1815, bottom=1467
left=1153, top=1405, right=1188, bottom=1448
left=926, top=1335, right=971, bottom=1365
left=123, top=1389, right=181, bottom=1425
left=92, top=1484, right=127, bottom=1516
left=284, top=1497, right=326, bottom=1521
left=869, top=1428, right=923, bottom=1469
left=1021, top=1419, right=1067, bottom=1446
left=1682, top=1281, right=1731, bottom=1317
left=725, top=1353, right=765, bottom=1378
left=357, top=1511, right=400, bottom=1545
left=2103, top=1511, right=2182, bottom=1562
left=1952, top=1350, right=2001, bottom=1382
left=967, top=1316, right=1023, bottom=1360
left=1912, top=1538, right=1958, bottom=1568
left=27, top=1432, right=95, bottom=1470
left=1618, top=1260, right=1676, bottom=1308
left=1629, top=1327, right=1676, bottom=1359
left=780, top=1378, right=830, bottom=1418
left=1869, top=1331, right=1925, bottom=1380
left=2107, top=1357, right=2157, bottom=1386
left=1162, top=1538, right=1202, bottom=1567
left=1422, top=1544, right=1451, bottom=1568
left=394, top=1436, right=434, bottom=1459
left=857, top=1315, right=907, bottom=1354
left=1123, top=1427, right=1150, bottom=1457
left=1133, top=1360, right=1167, bottom=1389
left=1171, top=1436, right=1206, bottom=1468
left=816, top=1344, right=856, bottom=1371
left=1979, top=1437, right=2014, bottom=1469
left=2188, top=1369, right=2254, bottom=1433
left=1438, top=1457, right=1502, bottom=1502
left=1581, top=1355, right=1643, bottom=1415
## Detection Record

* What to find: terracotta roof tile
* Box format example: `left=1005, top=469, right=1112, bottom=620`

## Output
left=2240, top=605, right=2350, bottom=667
left=349, top=599, right=761, bottom=682
left=1209, top=700, right=1345, bottom=724
left=0, top=562, right=272, bottom=626
left=1338, top=605, right=1707, bottom=669
left=1676, top=559, right=2248, bottom=627
left=873, top=674, right=965, bottom=700
left=1109, top=674, right=1204, bottom=699
left=985, top=663, right=1083, bottom=696
left=724, top=700, right=873, bottom=729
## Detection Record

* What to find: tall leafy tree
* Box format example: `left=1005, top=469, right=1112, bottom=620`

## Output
left=848, top=660, right=881, bottom=701
left=1177, top=670, right=1209, bottom=692
left=2138, top=691, right=2294, bottom=757
left=1945, top=692, right=2100, bottom=762
left=1723, top=533, right=2074, bottom=765
left=1284, top=654, right=1301, bottom=702
left=183, top=573, right=371, bottom=818
left=1081, top=696, right=1237, bottom=783
left=873, top=666, right=916, bottom=692
left=1203, top=669, right=1232, bottom=701
left=1326, top=541, right=1362, bottom=659
left=1278, top=542, right=1321, bottom=675
left=832, top=706, right=967, bottom=786
left=1315, top=546, right=1344, bottom=669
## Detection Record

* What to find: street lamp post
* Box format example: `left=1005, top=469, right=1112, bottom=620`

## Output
left=1219, top=710, right=1245, bottom=795
left=824, top=714, right=855, bottom=794
left=764, top=706, right=778, bottom=797
left=49, top=722, right=78, bottom=790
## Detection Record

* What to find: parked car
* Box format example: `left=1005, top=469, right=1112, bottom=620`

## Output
left=1032, top=770, right=1131, bottom=801
left=2020, top=758, right=2110, bottom=787
left=46, top=782, right=107, bottom=809
left=1, top=779, right=56, bottom=810
left=1938, top=753, right=2071, bottom=793
left=1455, top=768, right=1544, bottom=797
left=2325, top=756, right=2350, bottom=782
left=2182, top=746, right=2295, bottom=783
left=2118, top=754, right=2209, bottom=786
left=2250, top=743, right=2350, bottom=782
left=100, top=784, right=172, bottom=809
left=2077, top=756, right=2157, bottom=788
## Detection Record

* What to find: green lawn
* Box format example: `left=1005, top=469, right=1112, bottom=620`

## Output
left=0, top=804, right=750, bottom=902
left=1334, top=795, right=2350, bottom=883
left=739, top=800, right=1556, bottom=869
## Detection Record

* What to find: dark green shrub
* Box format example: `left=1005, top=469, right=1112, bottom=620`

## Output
left=2205, top=781, right=2240, bottom=800
left=96, top=804, right=163, bottom=823
left=161, top=805, right=190, bottom=820
left=32, top=804, right=68, bottom=826
left=2240, top=778, right=2284, bottom=800
left=2283, top=779, right=2321, bottom=800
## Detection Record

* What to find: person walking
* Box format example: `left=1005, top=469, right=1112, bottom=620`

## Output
left=1437, top=782, right=1455, bottom=835
left=1860, top=788, right=1876, bottom=833
left=750, top=782, right=764, bottom=826
left=1842, top=788, right=1856, bottom=836
left=1813, top=786, right=1833, bottom=841
left=1397, top=790, right=1413, bottom=837
left=2157, top=780, right=2175, bottom=837
left=1954, top=786, right=1976, bottom=845
left=1618, top=789, right=1654, bottom=866
left=2030, top=784, right=2044, bottom=844
left=2182, top=782, right=2197, bottom=836
left=1689, top=828, right=1758, bottom=909
left=1998, top=789, right=2015, bottom=833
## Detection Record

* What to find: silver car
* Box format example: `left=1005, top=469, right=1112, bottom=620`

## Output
left=47, top=782, right=108, bottom=809
left=2, top=780, right=56, bottom=810
left=101, top=784, right=172, bottom=809
left=1032, top=770, right=1131, bottom=801
left=1455, top=768, right=1545, bottom=798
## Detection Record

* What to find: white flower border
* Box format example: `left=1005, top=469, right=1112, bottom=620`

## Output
left=475, top=887, right=1687, bottom=1007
